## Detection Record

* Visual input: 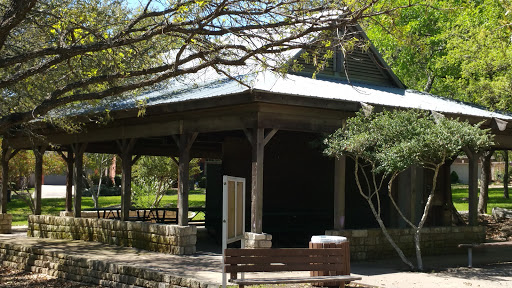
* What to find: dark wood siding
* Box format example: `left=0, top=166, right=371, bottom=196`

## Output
left=293, top=47, right=397, bottom=87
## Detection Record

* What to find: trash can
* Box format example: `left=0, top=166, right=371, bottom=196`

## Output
left=309, top=235, right=350, bottom=287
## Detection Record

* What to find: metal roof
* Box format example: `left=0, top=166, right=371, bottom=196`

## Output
left=116, top=71, right=512, bottom=121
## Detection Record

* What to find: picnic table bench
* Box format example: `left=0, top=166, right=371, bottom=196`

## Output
left=224, top=248, right=361, bottom=288
left=458, top=241, right=512, bottom=268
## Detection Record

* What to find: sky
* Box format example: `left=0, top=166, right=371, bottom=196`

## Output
left=126, top=0, right=165, bottom=10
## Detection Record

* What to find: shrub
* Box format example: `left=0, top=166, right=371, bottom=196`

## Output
left=450, top=171, right=459, bottom=184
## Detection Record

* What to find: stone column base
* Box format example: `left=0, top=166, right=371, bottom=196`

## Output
left=59, top=211, right=73, bottom=217
left=0, top=213, right=12, bottom=234
left=244, top=232, right=272, bottom=248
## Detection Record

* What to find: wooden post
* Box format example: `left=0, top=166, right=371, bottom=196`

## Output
left=33, top=146, right=47, bottom=215
left=117, top=139, right=137, bottom=221
left=464, top=148, right=480, bottom=226
left=247, top=128, right=277, bottom=234
left=333, top=156, right=346, bottom=230
left=505, top=151, right=509, bottom=199
left=72, top=143, right=87, bottom=218
left=478, top=150, right=493, bottom=214
left=251, top=128, right=264, bottom=234
left=58, top=150, right=74, bottom=213
left=174, top=133, right=197, bottom=226
left=442, top=158, right=457, bottom=225
left=1, top=139, right=19, bottom=214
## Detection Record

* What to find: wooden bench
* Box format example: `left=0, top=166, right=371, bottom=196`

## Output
left=224, top=248, right=362, bottom=288
left=458, top=241, right=512, bottom=268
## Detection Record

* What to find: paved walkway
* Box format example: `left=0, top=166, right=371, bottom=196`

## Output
left=40, top=185, right=69, bottom=198
left=1, top=226, right=512, bottom=288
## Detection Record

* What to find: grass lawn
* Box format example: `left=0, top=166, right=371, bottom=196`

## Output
left=7, top=189, right=206, bottom=226
left=452, top=183, right=512, bottom=213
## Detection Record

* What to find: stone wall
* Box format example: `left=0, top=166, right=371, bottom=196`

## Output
left=326, top=226, right=485, bottom=261
left=0, top=214, right=12, bottom=234
left=0, top=241, right=217, bottom=288
left=28, top=215, right=196, bottom=255
left=244, top=232, right=272, bottom=248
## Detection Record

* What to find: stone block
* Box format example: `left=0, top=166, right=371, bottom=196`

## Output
left=351, top=229, right=368, bottom=238
left=0, top=214, right=12, bottom=220
left=244, top=232, right=272, bottom=241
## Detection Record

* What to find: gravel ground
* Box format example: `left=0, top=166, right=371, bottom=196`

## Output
left=0, top=266, right=373, bottom=288
left=0, top=266, right=98, bottom=288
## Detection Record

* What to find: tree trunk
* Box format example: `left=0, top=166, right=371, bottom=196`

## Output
left=354, top=158, right=414, bottom=270
left=94, top=174, right=102, bottom=209
left=478, top=150, right=493, bottom=214
left=504, top=151, right=509, bottom=199
left=413, top=165, right=441, bottom=271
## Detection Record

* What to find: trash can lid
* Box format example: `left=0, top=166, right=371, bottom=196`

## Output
left=311, top=235, right=347, bottom=244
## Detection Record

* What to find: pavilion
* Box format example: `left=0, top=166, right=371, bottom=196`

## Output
left=2, top=25, right=512, bottom=257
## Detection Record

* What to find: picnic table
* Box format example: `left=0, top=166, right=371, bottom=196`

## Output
left=84, top=207, right=205, bottom=224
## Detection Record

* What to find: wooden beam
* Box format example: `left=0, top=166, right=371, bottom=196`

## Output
left=33, top=145, right=47, bottom=215
left=251, top=128, right=265, bottom=233
left=177, top=133, right=197, bottom=226
left=117, top=138, right=137, bottom=221
left=243, top=128, right=253, bottom=145
left=132, top=154, right=142, bottom=166
left=464, top=147, right=480, bottom=226
left=58, top=150, right=75, bottom=213
left=1, top=139, right=19, bottom=214
left=263, top=129, right=278, bottom=146
left=72, top=143, right=87, bottom=218
left=333, top=156, right=346, bottom=230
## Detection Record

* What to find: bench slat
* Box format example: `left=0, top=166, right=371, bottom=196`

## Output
left=225, top=248, right=344, bottom=257
left=224, top=255, right=344, bottom=265
left=225, top=263, right=344, bottom=273
left=229, top=275, right=362, bottom=285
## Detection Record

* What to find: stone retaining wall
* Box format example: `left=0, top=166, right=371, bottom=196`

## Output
left=28, top=215, right=196, bottom=255
left=0, top=214, right=12, bottom=234
left=326, top=226, right=485, bottom=261
left=0, top=242, right=217, bottom=288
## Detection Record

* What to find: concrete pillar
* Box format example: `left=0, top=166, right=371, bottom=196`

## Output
left=333, top=156, right=346, bottom=230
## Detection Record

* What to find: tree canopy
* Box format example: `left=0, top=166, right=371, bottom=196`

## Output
left=364, top=0, right=512, bottom=111
left=0, top=0, right=416, bottom=138
left=324, top=109, right=493, bottom=270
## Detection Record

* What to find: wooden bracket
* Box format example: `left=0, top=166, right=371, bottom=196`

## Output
left=263, top=129, right=278, bottom=146
left=244, top=128, right=278, bottom=147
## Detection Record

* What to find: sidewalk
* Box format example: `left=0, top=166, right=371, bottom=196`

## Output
left=1, top=226, right=512, bottom=288
left=40, top=185, right=69, bottom=199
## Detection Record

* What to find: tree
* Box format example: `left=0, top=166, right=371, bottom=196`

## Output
left=0, top=140, right=66, bottom=213
left=84, top=153, right=114, bottom=208
left=364, top=1, right=512, bottom=107
left=0, top=0, right=418, bottom=138
left=364, top=0, right=511, bottom=215
left=324, top=109, right=493, bottom=271
left=132, top=156, right=200, bottom=208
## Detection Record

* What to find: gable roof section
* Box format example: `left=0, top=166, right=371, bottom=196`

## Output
left=291, top=24, right=405, bottom=88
